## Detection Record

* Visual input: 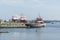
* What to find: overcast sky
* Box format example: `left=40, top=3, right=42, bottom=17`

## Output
left=0, top=0, right=60, bottom=20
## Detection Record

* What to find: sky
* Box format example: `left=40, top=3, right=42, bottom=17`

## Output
left=0, top=0, right=60, bottom=20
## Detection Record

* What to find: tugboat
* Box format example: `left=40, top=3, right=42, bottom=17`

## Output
left=25, top=16, right=46, bottom=28
left=32, top=17, right=45, bottom=28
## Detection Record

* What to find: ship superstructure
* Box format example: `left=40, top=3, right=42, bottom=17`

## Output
left=12, top=15, right=20, bottom=22
left=20, top=16, right=28, bottom=23
left=12, top=15, right=28, bottom=23
left=25, top=15, right=46, bottom=28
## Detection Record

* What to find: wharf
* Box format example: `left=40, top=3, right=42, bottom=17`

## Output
left=0, top=22, right=28, bottom=28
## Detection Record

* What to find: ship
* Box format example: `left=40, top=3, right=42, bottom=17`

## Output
left=25, top=16, right=46, bottom=28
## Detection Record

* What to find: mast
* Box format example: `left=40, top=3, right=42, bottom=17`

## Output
left=38, top=13, right=41, bottom=18
left=20, top=13, right=23, bottom=17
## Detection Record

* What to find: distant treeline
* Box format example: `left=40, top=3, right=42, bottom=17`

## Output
left=44, top=20, right=60, bottom=23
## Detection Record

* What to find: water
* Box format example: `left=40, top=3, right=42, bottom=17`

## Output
left=0, top=23, right=60, bottom=40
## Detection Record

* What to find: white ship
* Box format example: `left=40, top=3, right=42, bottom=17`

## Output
left=25, top=16, right=46, bottom=28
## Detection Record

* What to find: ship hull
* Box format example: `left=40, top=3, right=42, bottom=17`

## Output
left=25, top=23, right=46, bottom=28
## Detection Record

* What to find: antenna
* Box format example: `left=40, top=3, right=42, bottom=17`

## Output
left=38, top=13, right=41, bottom=18
left=20, top=13, right=23, bottom=16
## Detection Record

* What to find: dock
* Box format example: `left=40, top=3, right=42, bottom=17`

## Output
left=0, top=22, right=28, bottom=28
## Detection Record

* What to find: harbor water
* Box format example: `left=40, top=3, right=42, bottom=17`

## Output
left=0, top=23, right=60, bottom=40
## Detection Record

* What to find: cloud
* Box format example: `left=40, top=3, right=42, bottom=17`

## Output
left=0, top=0, right=24, bottom=6
left=0, top=0, right=48, bottom=8
left=48, top=6, right=60, bottom=9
